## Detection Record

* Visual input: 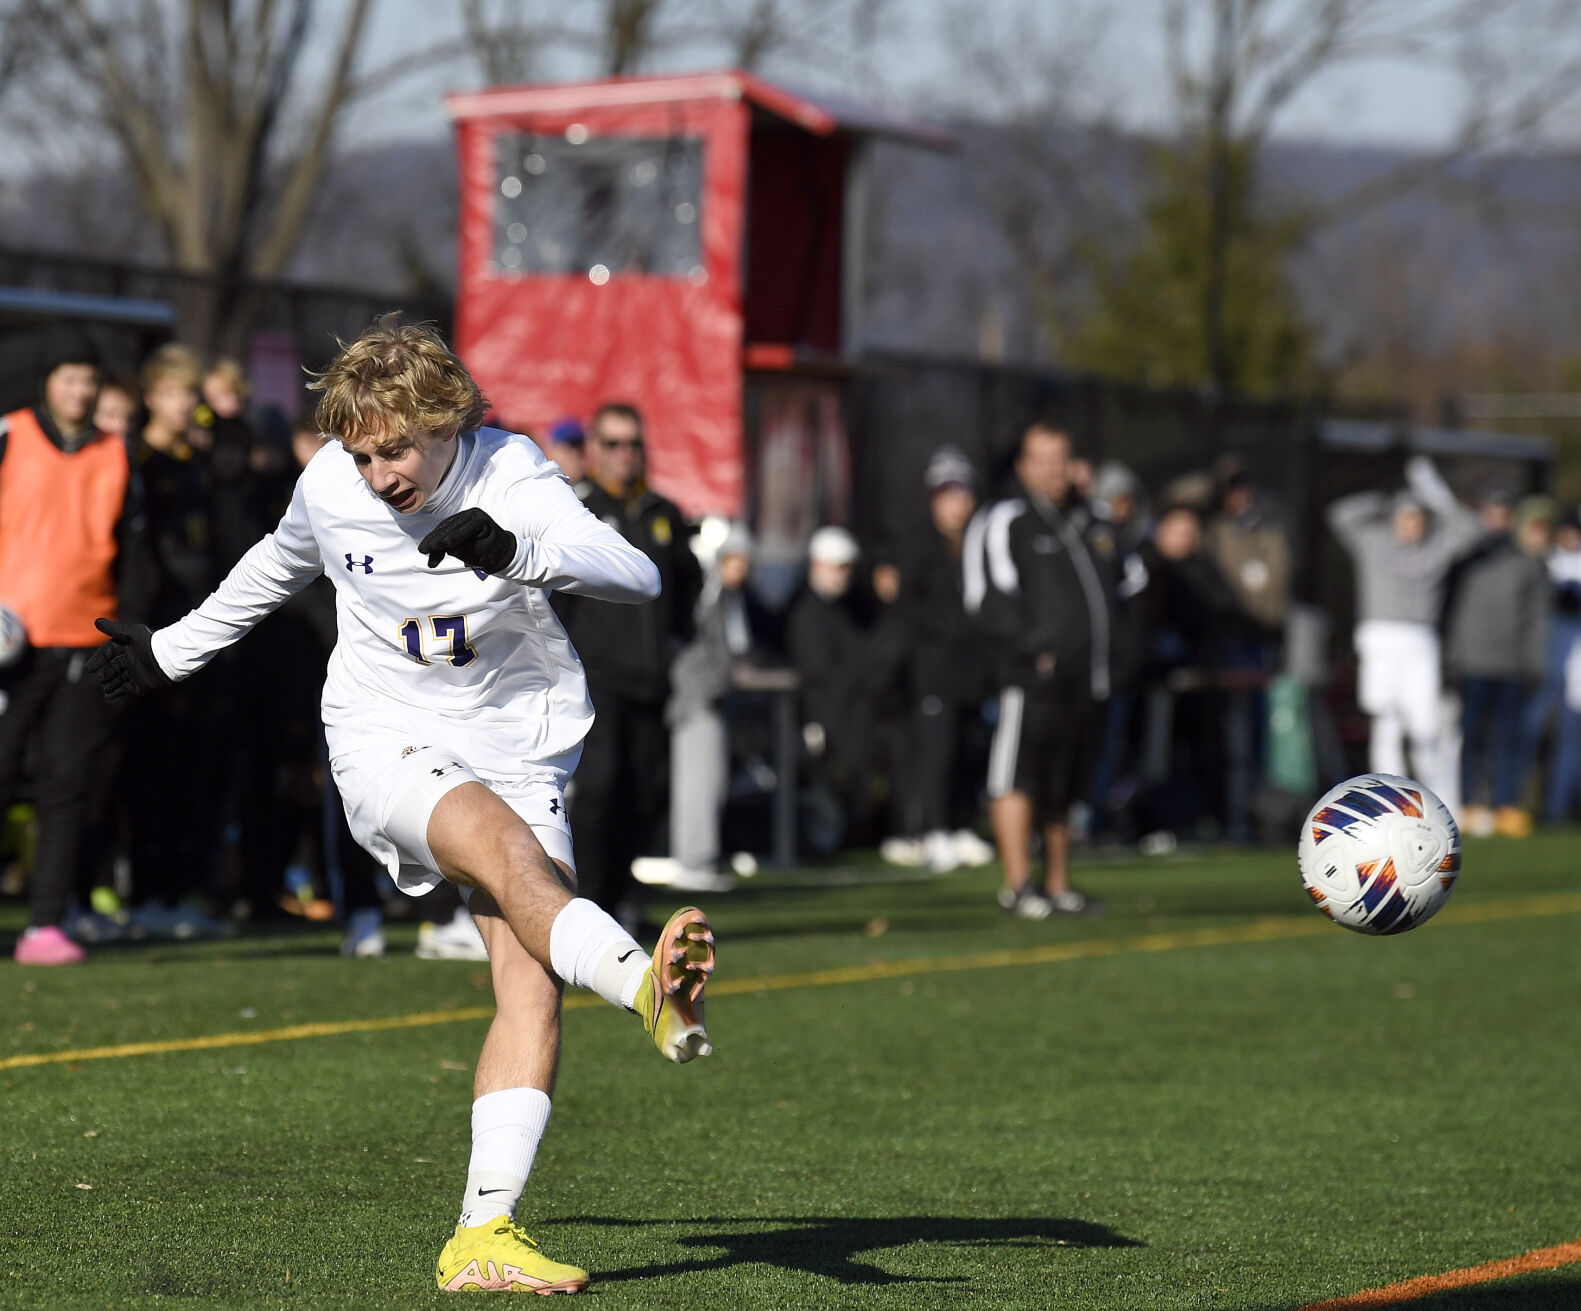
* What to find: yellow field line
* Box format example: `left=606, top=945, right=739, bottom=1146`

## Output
left=0, top=1007, right=494, bottom=1071
left=1295, top=1234, right=1581, bottom=1308
left=6, top=889, right=1581, bottom=1075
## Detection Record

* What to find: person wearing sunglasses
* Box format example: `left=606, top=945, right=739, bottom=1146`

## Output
left=553, top=403, right=702, bottom=933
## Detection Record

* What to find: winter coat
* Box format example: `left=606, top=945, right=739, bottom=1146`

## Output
left=1205, top=506, right=1292, bottom=633
left=552, top=481, right=701, bottom=705
left=1441, top=534, right=1549, bottom=682
left=962, top=485, right=1129, bottom=700
left=891, top=529, right=992, bottom=704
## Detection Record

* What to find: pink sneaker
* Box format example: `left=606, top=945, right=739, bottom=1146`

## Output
left=14, top=925, right=86, bottom=966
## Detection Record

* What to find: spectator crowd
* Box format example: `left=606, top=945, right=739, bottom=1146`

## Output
left=4, top=329, right=1579, bottom=960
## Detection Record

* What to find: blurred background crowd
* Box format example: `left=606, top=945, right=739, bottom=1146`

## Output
left=4, top=330, right=1579, bottom=958
left=4, top=0, right=1581, bottom=962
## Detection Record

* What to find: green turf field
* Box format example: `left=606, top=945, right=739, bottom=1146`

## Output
left=4, top=835, right=1580, bottom=1310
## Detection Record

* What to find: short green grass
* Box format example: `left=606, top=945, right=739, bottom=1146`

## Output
left=4, top=834, right=1581, bottom=1310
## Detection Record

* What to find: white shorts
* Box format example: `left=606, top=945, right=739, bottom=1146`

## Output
left=1354, top=620, right=1441, bottom=740
left=331, top=739, right=575, bottom=897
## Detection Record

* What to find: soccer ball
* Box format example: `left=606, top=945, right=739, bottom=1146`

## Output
left=0, top=602, right=26, bottom=668
left=1297, top=773, right=1461, bottom=935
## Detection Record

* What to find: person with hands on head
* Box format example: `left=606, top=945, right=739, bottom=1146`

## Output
left=1327, top=455, right=1483, bottom=813
left=83, top=316, right=717, bottom=1298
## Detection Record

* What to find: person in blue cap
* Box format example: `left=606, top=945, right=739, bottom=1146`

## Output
left=545, top=416, right=588, bottom=491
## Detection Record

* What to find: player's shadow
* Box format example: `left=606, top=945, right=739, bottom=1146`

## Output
left=554, top=1214, right=1142, bottom=1285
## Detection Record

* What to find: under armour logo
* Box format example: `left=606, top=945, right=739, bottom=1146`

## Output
left=549, top=798, right=561, bottom=815
left=430, top=761, right=463, bottom=779
left=345, top=554, right=374, bottom=573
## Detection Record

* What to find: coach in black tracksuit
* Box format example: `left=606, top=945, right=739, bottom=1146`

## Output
left=964, top=422, right=1128, bottom=919
left=552, top=403, right=701, bottom=922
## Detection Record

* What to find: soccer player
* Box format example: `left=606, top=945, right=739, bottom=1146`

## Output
left=86, top=317, right=714, bottom=1295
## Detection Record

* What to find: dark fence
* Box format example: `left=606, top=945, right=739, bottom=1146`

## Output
left=0, top=244, right=451, bottom=397
left=843, top=350, right=1549, bottom=623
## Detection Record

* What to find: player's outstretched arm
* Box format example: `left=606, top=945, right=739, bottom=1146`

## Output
left=85, top=619, right=174, bottom=701
left=150, top=480, right=326, bottom=684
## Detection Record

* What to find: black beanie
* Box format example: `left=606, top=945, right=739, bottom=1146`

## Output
left=37, top=326, right=101, bottom=378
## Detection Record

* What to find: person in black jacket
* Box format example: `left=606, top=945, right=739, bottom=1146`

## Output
left=1133, top=503, right=1247, bottom=838
left=963, top=422, right=1125, bottom=919
left=888, top=447, right=995, bottom=872
left=785, top=526, right=909, bottom=852
left=553, top=403, right=701, bottom=924
left=120, top=344, right=232, bottom=937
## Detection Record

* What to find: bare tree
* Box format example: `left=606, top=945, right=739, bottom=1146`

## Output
left=914, top=1, right=1131, bottom=362
left=4, top=0, right=382, bottom=349
left=1156, top=0, right=1454, bottom=393
left=925, top=0, right=1581, bottom=393
left=696, top=0, right=897, bottom=78
left=1160, top=0, right=1581, bottom=394
left=453, top=0, right=674, bottom=87
left=0, top=0, right=41, bottom=113
left=716, top=0, right=788, bottom=70
left=460, top=0, right=556, bottom=87
left=603, top=0, right=667, bottom=75
left=455, top=0, right=902, bottom=90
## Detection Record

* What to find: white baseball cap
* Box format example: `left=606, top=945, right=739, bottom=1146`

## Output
left=807, top=525, right=859, bottom=566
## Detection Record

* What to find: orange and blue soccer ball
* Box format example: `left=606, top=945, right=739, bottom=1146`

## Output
left=0, top=602, right=24, bottom=668
left=1297, top=773, right=1461, bottom=935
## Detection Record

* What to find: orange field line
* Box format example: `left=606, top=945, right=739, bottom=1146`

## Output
left=1296, top=1235, right=1581, bottom=1308
left=5, top=889, right=1581, bottom=1075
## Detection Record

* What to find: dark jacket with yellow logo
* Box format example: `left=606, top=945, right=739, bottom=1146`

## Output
left=553, top=481, right=702, bottom=705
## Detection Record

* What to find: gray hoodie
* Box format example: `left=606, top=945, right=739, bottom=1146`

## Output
left=1327, top=458, right=1485, bottom=627
left=1441, top=534, right=1549, bottom=681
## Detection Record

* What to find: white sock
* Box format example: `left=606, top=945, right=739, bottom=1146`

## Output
left=547, top=897, right=649, bottom=1011
left=457, top=1087, right=552, bottom=1228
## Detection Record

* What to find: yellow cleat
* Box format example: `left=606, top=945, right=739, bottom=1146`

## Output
left=635, top=906, right=715, bottom=1064
left=436, top=1219, right=588, bottom=1295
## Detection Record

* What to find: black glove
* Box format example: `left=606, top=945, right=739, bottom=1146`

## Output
left=84, top=618, right=174, bottom=701
left=417, top=507, right=517, bottom=575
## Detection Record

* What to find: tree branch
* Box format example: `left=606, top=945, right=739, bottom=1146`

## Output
left=250, top=0, right=369, bottom=278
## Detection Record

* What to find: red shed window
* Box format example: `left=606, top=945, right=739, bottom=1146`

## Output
left=493, top=134, right=705, bottom=279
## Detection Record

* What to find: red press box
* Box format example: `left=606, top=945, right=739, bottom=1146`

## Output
left=446, top=71, right=952, bottom=532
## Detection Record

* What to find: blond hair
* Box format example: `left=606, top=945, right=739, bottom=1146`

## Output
left=205, top=356, right=250, bottom=399
left=141, top=343, right=201, bottom=393
left=308, top=314, right=487, bottom=445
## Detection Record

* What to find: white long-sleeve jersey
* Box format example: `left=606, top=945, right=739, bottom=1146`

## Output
left=151, top=427, right=660, bottom=777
